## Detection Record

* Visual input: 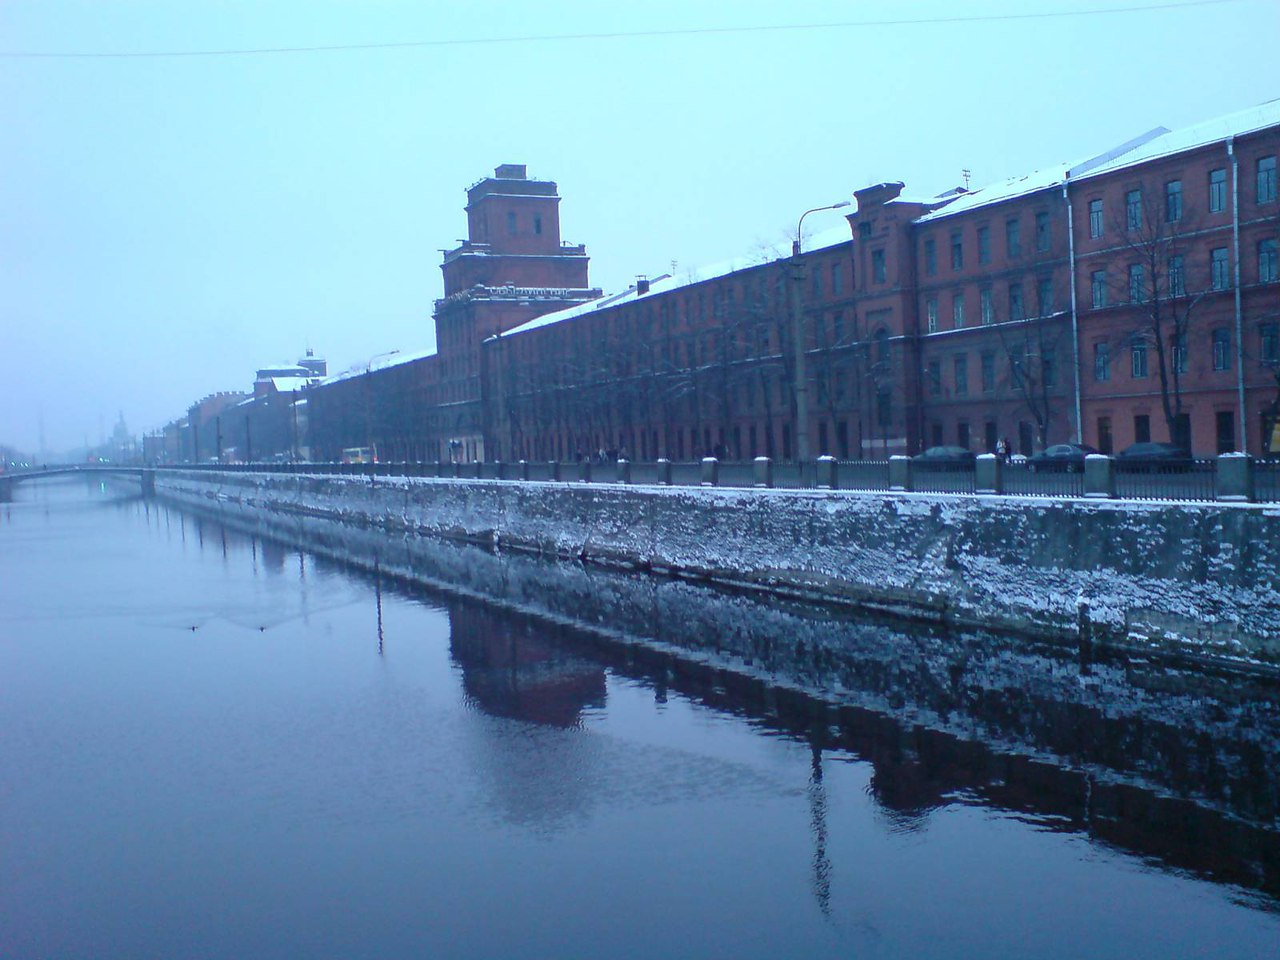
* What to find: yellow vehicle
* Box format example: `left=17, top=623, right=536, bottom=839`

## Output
left=341, top=446, right=376, bottom=464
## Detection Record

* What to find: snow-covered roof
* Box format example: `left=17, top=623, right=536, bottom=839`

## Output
left=321, top=345, right=438, bottom=386
left=1071, top=97, right=1280, bottom=181
left=268, top=376, right=312, bottom=393
left=499, top=225, right=853, bottom=340
left=915, top=98, right=1280, bottom=225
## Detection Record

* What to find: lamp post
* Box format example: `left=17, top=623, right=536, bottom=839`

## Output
left=363, top=349, right=400, bottom=461
left=790, top=200, right=851, bottom=462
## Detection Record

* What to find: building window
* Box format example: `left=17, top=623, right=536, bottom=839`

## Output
left=1037, top=277, right=1053, bottom=315
left=981, top=351, right=995, bottom=393
left=1211, top=247, right=1230, bottom=290
left=1042, top=346, right=1057, bottom=387
left=928, top=360, right=942, bottom=396
left=1009, top=281, right=1024, bottom=321
left=978, top=225, right=992, bottom=264
left=952, top=293, right=965, bottom=328
left=1260, top=238, right=1279, bottom=283
left=1168, top=255, right=1186, bottom=297
left=1209, top=168, right=1227, bottom=213
left=875, top=327, right=891, bottom=364
left=980, top=287, right=994, bottom=324
left=1091, top=269, right=1107, bottom=308
left=831, top=262, right=843, bottom=295
left=871, top=249, right=886, bottom=284
left=1128, top=263, right=1145, bottom=302
left=1094, top=342, right=1111, bottom=381
left=1089, top=199, right=1104, bottom=238
left=924, top=238, right=937, bottom=276
left=951, top=232, right=963, bottom=270
left=1171, top=334, right=1188, bottom=374
left=1035, top=211, right=1050, bottom=251
left=1134, top=414, right=1151, bottom=444
left=1006, top=218, right=1021, bottom=258
left=1126, top=189, right=1143, bottom=231
left=507, top=211, right=517, bottom=234
left=1165, top=179, right=1183, bottom=222
left=1261, top=323, right=1279, bottom=364
left=1212, top=328, right=1231, bottom=371
left=534, top=215, right=543, bottom=235
left=1131, top=339, right=1148, bottom=378
left=812, top=267, right=823, bottom=298
left=954, top=356, right=968, bottom=396
left=1258, top=155, right=1277, bottom=204
left=926, top=298, right=939, bottom=333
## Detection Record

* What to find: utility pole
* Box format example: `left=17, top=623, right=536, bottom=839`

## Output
left=791, top=201, right=851, bottom=462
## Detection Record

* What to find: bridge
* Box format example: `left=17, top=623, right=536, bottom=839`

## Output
left=0, top=464, right=151, bottom=500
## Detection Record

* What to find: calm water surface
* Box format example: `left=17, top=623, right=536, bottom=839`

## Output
left=1, top=477, right=1278, bottom=959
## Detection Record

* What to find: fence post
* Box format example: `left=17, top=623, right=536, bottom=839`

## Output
left=616, top=459, right=631, bottom=484
left=519, top=459, right=530, bottom=481
left=701, top=457, right=719, bottom=487
left=975, top=453, right=1003, bottom=495
left=889, top=455, right=913, bottom=492
left=656, top=458, right=672, bottom=485
left=1215, top=452, right=1255, bottom=502
left=753, top=456, right=773, bottom=488
left=549, top=460, right=561, bottom=482
left=816, top=455, right=837, bottom=490
left=578, top=459, right=593, bottom=483
left=1083, top=454, right=1115, bottom=498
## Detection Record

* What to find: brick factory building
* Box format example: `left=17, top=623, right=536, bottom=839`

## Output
left=169, top=100, right=1279, bottom=466
left=306, top=164, right=601, bottom=462
left=480, top=100, right=1279, bottom=462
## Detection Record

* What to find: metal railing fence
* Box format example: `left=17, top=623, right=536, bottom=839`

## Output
left=156, top=454, right=1280, bottom=503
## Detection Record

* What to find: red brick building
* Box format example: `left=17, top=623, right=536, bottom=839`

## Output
left=478, top=100, right=1279, bottom=462
left=306, top=165, right=602, bottom=461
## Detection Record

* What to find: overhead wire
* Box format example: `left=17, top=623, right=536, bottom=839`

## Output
left=0, top=0, right=1247, bottom=60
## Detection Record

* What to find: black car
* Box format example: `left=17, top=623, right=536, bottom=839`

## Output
left=1027, top=443, right=1101, bottom=473
left=912, top=446, right=976, bottom=470
left=1116, top=441, right=1193, bottom=472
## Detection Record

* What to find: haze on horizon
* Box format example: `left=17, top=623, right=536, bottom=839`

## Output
left=3, top=0, right=1277, bottom=456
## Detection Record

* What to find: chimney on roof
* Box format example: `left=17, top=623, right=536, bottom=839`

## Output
left=495, top=163, right=527, bottom=180
left=636, top=275, right=650, bottom=296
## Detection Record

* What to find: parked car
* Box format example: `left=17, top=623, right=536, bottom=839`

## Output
left=1116, top=441, right=1192, bottom=472
left=1027, top=443, right=1101, bottom=473
left=912, top=446, right=976, bottom=470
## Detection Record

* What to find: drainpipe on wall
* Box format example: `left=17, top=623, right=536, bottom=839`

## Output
left=1229, top=135, right=1248, bottom=453
left=1064, top=177, right=1083, bottom=444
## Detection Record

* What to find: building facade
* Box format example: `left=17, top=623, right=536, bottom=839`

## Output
left=160, top=103, right=1280, bottom=465
left=479, top=101, right=1280, bottom=462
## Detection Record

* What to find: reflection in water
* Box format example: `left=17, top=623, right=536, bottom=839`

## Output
left=449, top=603, right=606, bottom=729
left=808, top=744, right=831, bottom=917
left=50, top=485, right=1280, bottom=911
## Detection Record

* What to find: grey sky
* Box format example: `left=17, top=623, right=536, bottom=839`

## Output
left=3, top=0, right=1277, bottom=454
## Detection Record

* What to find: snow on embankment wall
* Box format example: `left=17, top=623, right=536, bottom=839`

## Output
left=150, top=469, right=1280, bottom=665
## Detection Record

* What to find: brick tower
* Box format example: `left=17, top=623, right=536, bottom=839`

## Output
left=433, top=164, right=601, bottom=459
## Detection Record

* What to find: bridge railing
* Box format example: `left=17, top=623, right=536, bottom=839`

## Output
left=146, top=454, right=1280, bottom=503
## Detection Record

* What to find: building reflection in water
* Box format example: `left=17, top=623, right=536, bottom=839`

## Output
left=135, top=500, right=1280, bottom=905
left=448, top=602, right=606, bottom=729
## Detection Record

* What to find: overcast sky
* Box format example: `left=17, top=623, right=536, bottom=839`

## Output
left=3, top=0, right=1278, bottom=454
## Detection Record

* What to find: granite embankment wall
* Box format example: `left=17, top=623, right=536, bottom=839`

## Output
left=145, top=469, right=1280, bottom=666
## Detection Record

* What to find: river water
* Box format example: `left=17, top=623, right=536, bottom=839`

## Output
left=2, top=476, right=1278, bottom=959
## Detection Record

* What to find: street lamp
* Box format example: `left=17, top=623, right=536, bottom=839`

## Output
left=790, top=200, right=851, bottom=462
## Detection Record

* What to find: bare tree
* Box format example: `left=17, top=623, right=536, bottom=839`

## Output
left=1110, top=193, right=1211, bottom=448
